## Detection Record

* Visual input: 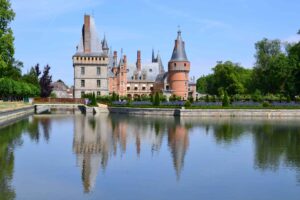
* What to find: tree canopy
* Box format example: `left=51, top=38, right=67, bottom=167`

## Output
left=197, top=36, right=300, bottom=99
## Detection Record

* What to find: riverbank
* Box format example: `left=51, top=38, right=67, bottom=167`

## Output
left=0, top=103, right=34, bottom=127
left=109, top=107, right=300, bottom=117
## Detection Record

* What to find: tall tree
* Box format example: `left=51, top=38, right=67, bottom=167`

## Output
left=252, top=38, right=292, bottom=95
left=39, top=65, right=53, bottom=97
left=0, top=0, right=16, bottom=78
left=287, top=40, right=300, bottom=95
left=22, top=64, right=40, bottom=88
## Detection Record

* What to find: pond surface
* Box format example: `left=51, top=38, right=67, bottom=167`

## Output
left=1, top=113, right=300, bottom=200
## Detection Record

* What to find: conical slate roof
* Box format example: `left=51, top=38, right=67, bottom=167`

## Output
left=170, top=30, right=188, bottom=62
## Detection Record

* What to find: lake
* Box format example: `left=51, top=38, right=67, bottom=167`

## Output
left=1, top=113, right=300, bottom=200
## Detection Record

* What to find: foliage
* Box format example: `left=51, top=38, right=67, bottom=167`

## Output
left=0, top=0, right=15, bottom=78
left=252, top=38, right=292, bottom=95
left=153, top=92, right=160, bottom=106
left=262, top=101, right=271, bottom=107
left=222, top=92, right=230, bottom=107
left=184, top=100, right=191, bottom=107
left=169, top=94, right=181, bottom=101
left=197, top=61, right=252, bottom=96
left=0, top=77, right=40, bottom=99
left=22, top=64, right=40, bottom=89
left=39, top=65, right=53, bottom=98
left=251, top=90, right=263, bottom=102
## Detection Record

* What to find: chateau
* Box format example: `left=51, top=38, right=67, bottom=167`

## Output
left=73, top=15, right=196, bottom=100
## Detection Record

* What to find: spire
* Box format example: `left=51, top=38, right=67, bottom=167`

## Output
left=119, top=48, right=124, bottom=67
left=157, top=51, right=164, bottom=73
left=102, top=34, right=109, bottom=55
left=152, top=48, right=155, bottom=62
left=170, top=28, right=188, bottom=62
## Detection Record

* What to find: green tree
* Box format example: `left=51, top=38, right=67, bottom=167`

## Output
left=287, top=40, right=300, bottom=95
left=252, top=38, right=292, bottom=95
left=222, top=91, right=230, bottom=107
left=0, top=0, right=16, bottom=78
left=22, top=64, right=40, bottom=88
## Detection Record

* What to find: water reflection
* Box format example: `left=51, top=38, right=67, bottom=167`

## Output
left=72, top=115, right=300, bottom=192
left=0, top=117, right=49, bottom=200
left=1, top=114, right=300, bottom=197
left=73, top=114, right=191, bottom=192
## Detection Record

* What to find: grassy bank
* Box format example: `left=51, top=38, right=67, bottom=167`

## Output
left=110, top=105, right=300, bottom=109
left=0, top=102, right=31, bottom=111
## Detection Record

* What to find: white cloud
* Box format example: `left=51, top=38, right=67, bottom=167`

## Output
left=284, top=35, right=300, bottom=43
left=11, top=0, right=104, bottom=21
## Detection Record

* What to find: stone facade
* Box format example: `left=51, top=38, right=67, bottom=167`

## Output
left=73, top=15, right=196, bottom=100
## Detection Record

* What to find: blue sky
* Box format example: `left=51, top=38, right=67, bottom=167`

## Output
left=11, top=0, right=300, bottom=86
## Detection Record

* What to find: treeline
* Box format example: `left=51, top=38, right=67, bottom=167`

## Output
left=0, top=0, right=53, bottom=100
left=197, top=33, right=300, bottom=100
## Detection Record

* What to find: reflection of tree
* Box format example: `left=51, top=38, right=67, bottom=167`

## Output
left=212, top=123, right=246, bottom=144
left=0, top=119, right=29, bottom=200
left=252, top=124, right=300, bottom=172
left=26, top=117, right=51, bottom=143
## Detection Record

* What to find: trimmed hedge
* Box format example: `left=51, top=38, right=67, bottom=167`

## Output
left=0, top=78, right=40, bottom=99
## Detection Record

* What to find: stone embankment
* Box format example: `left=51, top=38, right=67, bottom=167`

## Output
left=0, top=105, right=34, bottom=126
left=109, top=107, right=300, bottom=117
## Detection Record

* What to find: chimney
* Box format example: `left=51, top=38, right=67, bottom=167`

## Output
left=137, top=50, right=141, bottom=71
left=83, top=15, right=91, bottom=53
left=113, top=51, right=117, bottom=67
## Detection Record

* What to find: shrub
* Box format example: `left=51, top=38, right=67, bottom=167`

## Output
left=188, top=96, right=194, bottom=103
left=262, top=101, right=271, bottom=107
left=251, top=90, right=262, bottom=102
left=222, top=92, right=230, bottom=107
left=184, top=100, right=191, bottom=107
left=205, top=94, right=209, bottom=102
left=153, top=92, right=160, bottom=106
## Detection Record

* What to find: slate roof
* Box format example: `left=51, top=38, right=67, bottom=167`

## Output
left=170, top=30, right=189, bottom=62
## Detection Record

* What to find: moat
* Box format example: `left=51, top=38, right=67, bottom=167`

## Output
left=1, top=113, right=300, bottom=200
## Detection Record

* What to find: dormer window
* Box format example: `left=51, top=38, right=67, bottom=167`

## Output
left=184, top=63, right=186, bottom=67
left=174, top=63, right=176, bottom=67
left=149, top=69, right=152, bottom=72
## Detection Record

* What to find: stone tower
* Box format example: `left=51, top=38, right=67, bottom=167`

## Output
left=73, top=15, right=109, bottom=98
left=168, top=29, right=190, bottom=100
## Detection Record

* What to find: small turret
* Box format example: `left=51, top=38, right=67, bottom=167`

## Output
left=102, top=34, right=109, bottom=55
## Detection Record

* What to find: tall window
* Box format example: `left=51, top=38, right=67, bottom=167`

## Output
left=81, top=91, right=85, bottom=97
left=97, top=80, right=101, bottom=88
left=81, top=67, right=85, bottom=75
left=97, top=67, right=101, bottom=75
left=81, top=80, right=85, bottom=87
left=97, top=91, right=101, bottom=96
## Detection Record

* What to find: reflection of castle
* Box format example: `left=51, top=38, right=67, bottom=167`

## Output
left=72, top=114, right=190, bottom=192
left=168, top=125, right=189, bottom=179
left=73, top=115, right=112, bottom=193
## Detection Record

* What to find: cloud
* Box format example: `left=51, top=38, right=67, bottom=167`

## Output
left=284, top=35, right=300, bottom=43
left=11, top=0, right=104, bottom=21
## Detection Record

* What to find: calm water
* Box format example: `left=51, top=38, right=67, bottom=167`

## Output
left=0, top=113, right=300, bottom=200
